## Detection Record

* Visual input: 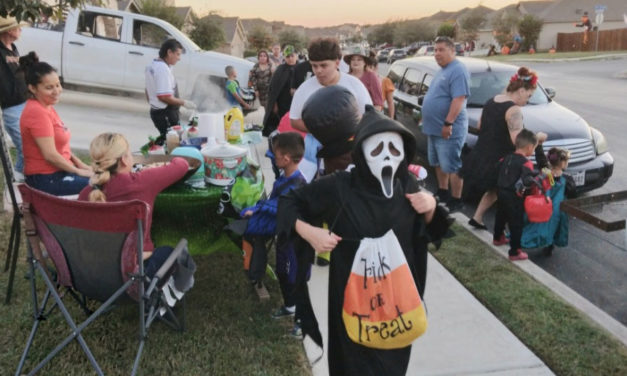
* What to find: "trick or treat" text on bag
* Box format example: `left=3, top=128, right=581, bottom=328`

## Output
left=342, top=229, right=427, bottom=349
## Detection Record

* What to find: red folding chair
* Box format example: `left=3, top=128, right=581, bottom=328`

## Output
left=15, top=184, right=187, bottom=376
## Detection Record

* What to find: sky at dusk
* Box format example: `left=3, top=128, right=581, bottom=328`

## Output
left=176, top=0, right=521, bottom=27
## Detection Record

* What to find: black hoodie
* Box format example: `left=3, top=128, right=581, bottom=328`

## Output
left=277, top=108, right=450, bottom=376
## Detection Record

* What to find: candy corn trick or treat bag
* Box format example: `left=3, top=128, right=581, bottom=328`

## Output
left=342, top=229, right=427, bottom=349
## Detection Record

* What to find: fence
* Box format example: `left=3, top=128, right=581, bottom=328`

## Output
left=557, top=28, right=627, bottom=52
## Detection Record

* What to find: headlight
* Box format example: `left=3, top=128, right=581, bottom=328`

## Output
left=591, top=127, right=609, bottom=155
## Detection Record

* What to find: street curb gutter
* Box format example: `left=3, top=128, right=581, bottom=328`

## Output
left=451, top=211, right=627, bottom=348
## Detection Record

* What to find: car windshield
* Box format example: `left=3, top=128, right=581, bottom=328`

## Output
left=467, top=71, right=549, bottom=107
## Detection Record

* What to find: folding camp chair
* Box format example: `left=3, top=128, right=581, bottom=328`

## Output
left=15, top=184, right=188, bottom=376
left=0, top=120, right=21, bottom=304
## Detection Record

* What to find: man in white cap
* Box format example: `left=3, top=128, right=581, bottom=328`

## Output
left=0, top=16, right=29, bottom=180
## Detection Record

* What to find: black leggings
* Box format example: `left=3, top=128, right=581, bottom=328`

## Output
left=150, top=106, right=180, bottom=144
left=494, top=191, right=524, bottom=255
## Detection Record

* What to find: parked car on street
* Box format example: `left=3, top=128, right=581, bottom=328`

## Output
left=455, top=43, right=465, bottom=56
left=415, top=45, right=434, bottom=56
left=387, top=49, right=406, bottom=64
left=16, top=5, right=254, bottom=108
left=387, top=57, right=613, bottom=193
left=376, top=49, right=391, bottom=62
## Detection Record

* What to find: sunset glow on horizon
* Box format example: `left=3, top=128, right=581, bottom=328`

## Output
left=176, top=0, right=521, bottom=28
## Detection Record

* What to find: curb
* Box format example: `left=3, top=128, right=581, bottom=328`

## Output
left=503, top=53, right=627, bottom=63
left=451, top=211, right=627, bottom=347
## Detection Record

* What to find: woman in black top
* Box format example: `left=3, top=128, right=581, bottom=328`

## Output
left=462, top=67, right=539, bottom=229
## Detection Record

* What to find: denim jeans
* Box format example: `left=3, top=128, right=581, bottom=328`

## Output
left=1, top=102, right=25, bottom=173
left=25, top=171, right=89, bottom=196
left=144, top=246, right=174, bottom=279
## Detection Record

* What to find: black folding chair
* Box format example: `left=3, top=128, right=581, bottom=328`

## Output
left=15, top=184, right=187, bottom=376
left=0, top=120, right=21, bottom=304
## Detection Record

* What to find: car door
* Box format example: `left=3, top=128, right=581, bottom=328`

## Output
left=62, top=11, right=125, bottom=88
left=387, top=63, right=405, bottom=118
left=122, top=18, right=189, bottom=94
left=394, top=67, right=426, bottom=149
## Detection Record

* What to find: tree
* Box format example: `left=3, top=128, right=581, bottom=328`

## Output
left=189, top=15, right=225, bottom=51
left=437, top=23, right=456, bottom=39
left=140, top=0, right=183, bottom=29
left=518, top=14, right=543, bottom=50
left=248, top=26, right=274, bottom=52
left=278, top=29, right=306, bottom=51
left=492, top=9, right=520, bottom=47
left=367, top=22, right=397, bottom=46
left=459, top=8, right=486, bottom=43
left=394, top=21, right=435, bottom=46
left=0, top=0, right=95, bottom=22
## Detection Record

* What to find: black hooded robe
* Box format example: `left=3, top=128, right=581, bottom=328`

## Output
left=278, top=110, right=449, bottom=376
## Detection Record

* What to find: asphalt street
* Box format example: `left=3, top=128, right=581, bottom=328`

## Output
left=58, top=57, right=626, bottom=325
left=380, top=57, right=627, bottom=325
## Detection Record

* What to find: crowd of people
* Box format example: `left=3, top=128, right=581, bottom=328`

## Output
left=1, top=12, right=574, bottom=374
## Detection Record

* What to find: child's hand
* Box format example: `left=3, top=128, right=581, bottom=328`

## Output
left=536, top=132, right=548, bottom=144
left=296, top=220, right=341, bottom=254
left=406, top=192, right=436, bottom=223
left=242, top=210, right=253, bottom=218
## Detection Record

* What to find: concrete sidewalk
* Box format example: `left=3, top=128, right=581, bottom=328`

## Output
left=304, top=255, right=553, bottom=376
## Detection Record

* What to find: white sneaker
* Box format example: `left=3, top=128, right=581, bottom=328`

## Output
left=161, top=284, right=177, bottom=307
left=168, top=276, right=185, bottom=300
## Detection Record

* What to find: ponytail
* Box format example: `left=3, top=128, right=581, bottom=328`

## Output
left=87, top=133, right=130, bottom=202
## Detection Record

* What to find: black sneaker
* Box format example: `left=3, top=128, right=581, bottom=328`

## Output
left=468, top=218, right=488, bottom=230
left=542, top=245, right=554, bottom=257
left=446, top=198, right=463, bottom=213
left=272, top=305, right=295, bottom=319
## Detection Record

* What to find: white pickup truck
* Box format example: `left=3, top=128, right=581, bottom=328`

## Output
left=16, top=5, right=253, bottom=105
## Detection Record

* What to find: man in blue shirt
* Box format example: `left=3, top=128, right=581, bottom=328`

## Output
left=421, top=36, right=470, bottom=212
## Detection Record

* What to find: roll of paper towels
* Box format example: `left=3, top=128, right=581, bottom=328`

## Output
left=197, top=112, right=226, bottom=142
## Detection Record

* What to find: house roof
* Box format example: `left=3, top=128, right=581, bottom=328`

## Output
left=203, top=15, right=245, bottom=44
left=174, top=7, right=192, bottom=22
left=519, top=0, right=627, bottom=23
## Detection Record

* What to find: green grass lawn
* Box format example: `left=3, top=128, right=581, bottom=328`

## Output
left=434, top=223, right=627, bottom=376
left=479, top=50, right=627, bottom=62
left=1, top=146, right=626, bottom=374
left=0, top=215, right=311, bottom=375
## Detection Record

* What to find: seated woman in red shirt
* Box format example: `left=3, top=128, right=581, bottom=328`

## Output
left=19, top=57, right=92, bottom=195
left=79, top=132, right=191, bottom=279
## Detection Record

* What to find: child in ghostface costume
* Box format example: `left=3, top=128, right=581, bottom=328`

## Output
left=277, top=108, right=450, bottom=375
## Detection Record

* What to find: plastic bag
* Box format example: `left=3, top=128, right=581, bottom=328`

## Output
left=230, top=167, right=264, bottom=212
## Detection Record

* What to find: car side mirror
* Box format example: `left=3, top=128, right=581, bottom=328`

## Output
left=417, top=95, right=425, bottom=106
left=544, top=87, right=556, bottom=99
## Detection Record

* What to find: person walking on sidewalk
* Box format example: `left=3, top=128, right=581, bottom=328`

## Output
left=278, top=109, right=450, bottom=375
left=0, top=16, right=30, bottom=180
left=421, top=36, right=470, bottom=212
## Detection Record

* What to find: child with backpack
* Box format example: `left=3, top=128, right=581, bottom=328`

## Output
left=240, top=132, right=307, bottom=329
left=493, top=129, right=547, bottom=261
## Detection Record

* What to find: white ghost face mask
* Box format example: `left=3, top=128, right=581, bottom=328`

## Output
left=362, top=131, right=404, bottom=198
